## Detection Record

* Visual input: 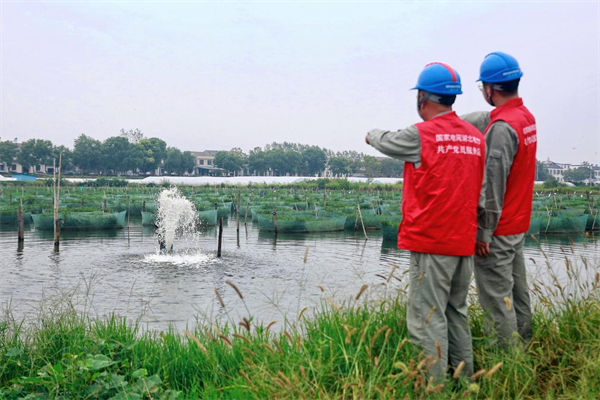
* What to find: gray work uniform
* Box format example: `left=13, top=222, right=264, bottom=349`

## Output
left=462, top=111, right=533, bottom=347
left=368, top=114, right=475, bottom=379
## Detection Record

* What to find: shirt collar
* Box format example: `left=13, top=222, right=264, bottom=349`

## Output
left=432, top=110, right=455, bottom=119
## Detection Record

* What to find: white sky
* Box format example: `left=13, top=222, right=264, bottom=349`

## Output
left=1, top=1, right=599, bottom=164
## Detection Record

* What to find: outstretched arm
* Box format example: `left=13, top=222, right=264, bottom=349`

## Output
left=366, top=125, right=421, bottom=166
left=461, top=111, right=491, bottom=135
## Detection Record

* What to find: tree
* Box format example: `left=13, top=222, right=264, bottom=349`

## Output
left=302, top=146, right=327, bottom=176
left=214, top=149, right=247, bottom=176
left=120, top=128, right=145, bottom=143
left=73, top=134, right=103, bottom=174
left=17, top=139, right=54, bottom=172
left=53, top=145, right=74, bottom=171
left=0, top=141, right=18, bottom=168
left=380, top=158, right=404, bottom=177
left=164, top=147, right=183, bottom=175
left=536, top=160, right=549, bottom=181
left=362, top=156, right=382, bottom=178
left=249, top=147, right=269, bottom=175
left=543, top=176, right=559, bottom=188
left=125, top=143, right=146, bottom=174
left=102, top=136, right=131, bottom=174
left=138, top=138, right=167, bottom=174
left=328, top=156, right=352, bottom=177
left=181, top=151, right=196, bottom=175
left=564, top=163, right=594, bottom=185
left=164, top=148, right=196, bottom=175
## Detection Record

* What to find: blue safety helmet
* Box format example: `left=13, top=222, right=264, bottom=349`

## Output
left=411, top=62, right=462, bottom=95
left=477, top=52, right=523, bottom=83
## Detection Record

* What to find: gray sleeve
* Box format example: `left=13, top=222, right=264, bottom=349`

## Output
left=461, top=111, right=491, bottom=134
left=367, top=125, right=421, bottom=164
left=477, top=121, right=519, bottom=242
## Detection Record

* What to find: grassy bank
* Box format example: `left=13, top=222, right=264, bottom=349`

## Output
left=1, top=255, right=599, bottom=399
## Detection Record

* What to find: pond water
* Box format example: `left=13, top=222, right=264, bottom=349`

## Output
left=1, top=219, right=598, bottom=331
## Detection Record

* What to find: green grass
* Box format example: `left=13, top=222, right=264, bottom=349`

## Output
left=1, top=253, right=599, bottom=400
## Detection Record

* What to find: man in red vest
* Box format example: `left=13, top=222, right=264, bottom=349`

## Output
left=366, top=62, right=485, bottom=380
left=462, top=52, right=537, bottom=347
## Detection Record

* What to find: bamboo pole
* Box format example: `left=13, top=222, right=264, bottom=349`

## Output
left=54, top=153, right=62, bottom=247
left=236, top=189, right=241, bottom=233
left=357, top=204, right=368, bottom=240
left=53, top=158, right=57, bottom=243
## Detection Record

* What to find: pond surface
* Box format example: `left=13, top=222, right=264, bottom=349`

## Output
left=1, top=219, right=598, bottom=331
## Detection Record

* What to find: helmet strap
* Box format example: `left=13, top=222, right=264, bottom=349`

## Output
left=485, top=84, right=495, bottom=107
left=417, top=92, right=429, bottom=120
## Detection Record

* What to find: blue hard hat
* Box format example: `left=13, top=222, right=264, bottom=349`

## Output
left=411, top=62, right=462, bottom=95
left=477, top=52, right=523, bottom=83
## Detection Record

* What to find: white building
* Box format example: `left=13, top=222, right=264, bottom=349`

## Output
left=542, top=159, right=600, bottom=185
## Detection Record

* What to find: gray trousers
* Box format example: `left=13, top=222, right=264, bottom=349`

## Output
left=474, top=233, right=532, bottom=347
left=407, top=252, right=474, bottom=380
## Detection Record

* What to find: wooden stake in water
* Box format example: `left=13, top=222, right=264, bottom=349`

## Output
left=272, top=209, right=278, bottom=235
left=17, top=204, right=24, bottom=242
left=244, top=204, right=249, bottom=226
left=237, top=189, right=241, bottom=234
left=54, top=153, right=62, bottom=247
left=357, top=204, right=368, bottom=240
left=142, top=200, right=146, bottom=212
left=217, top=217, right=223, bottom=258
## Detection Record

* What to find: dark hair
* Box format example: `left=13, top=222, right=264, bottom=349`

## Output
left=487, top=78, right=520, bottom=94
left=421, top=91, right=456, bottom=107
left=437, top=94, right=456, bottom=106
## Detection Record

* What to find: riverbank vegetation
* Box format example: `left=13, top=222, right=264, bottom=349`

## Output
left=1, top=249, right=599, bottom=399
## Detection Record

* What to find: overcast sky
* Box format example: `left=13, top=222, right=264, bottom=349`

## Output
left=1, top=1, right=599, bottom=164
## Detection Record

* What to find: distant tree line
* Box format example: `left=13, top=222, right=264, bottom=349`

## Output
left=214, top=142, right=405, bottom=178
left=2, top=132, right=597, bottom=183
left=0, top=129, right=195, bottom=176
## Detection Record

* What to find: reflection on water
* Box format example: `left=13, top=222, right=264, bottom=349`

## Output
left=0, top=220, right=598, bottom=331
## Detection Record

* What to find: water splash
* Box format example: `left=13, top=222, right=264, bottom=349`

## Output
left=141, top=251, right=214, bottom=267
left=155, top=187, right=198, bottom=252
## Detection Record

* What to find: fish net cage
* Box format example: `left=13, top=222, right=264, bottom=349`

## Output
left=381, top=216, right=402, bottom=242
left=256, top=213, right=347, bottom=233
left=539, top=214, right=588, bottom=234
left=31, top=211, right=127, bottom=230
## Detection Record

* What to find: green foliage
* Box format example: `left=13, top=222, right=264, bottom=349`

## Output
left=164, top=148, right=195, bottom=175
left=102, top=137, right=132, bottom=175
left=138, top=138, right=167, bottom=174
left=543, top=175, right=560, bottom=188
left=302, top=146, right=327, bottom=176
left=214, top=148, right=247, bottom=175
left=536, top=160, right=549, bottom=181
left=0, top=141, right=18, bottom=167
left=328, top=156, right=352, bottom=177
left=84, top=178, right=129, bottom=187
left=73, top=134, right=103, bottom=174
left=1, top=254, right=599, bottom=400
left=380, top=158, right=404, bottom=177
left=17, top=139, right=55, bottom=171
left=564, top=163, right=594, bottom=185
left=362, top=155, right=382, bottom=178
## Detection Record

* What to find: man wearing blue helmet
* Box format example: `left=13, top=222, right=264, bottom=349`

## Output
left=366, top=62, right=486, bottom=380
left=462, top=52, right=537, bottom=348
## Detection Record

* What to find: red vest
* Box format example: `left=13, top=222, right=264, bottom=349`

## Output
left=486, top=98, right=537, bottom=236
left=399, top=112, right=485, bottom=256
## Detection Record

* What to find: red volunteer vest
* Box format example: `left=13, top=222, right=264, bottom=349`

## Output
left=486, top=98, right=537, bottom=236
left=399, top=112, right=486, bottom=256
